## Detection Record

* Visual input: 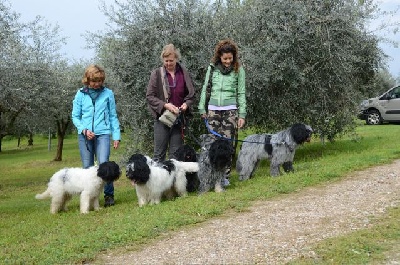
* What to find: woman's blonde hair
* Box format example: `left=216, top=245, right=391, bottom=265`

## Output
left=160, top=44, right=181, bottom=61
left=211, top=39, right=240, bottom=72
left=82, top=64, right=105, bottom=85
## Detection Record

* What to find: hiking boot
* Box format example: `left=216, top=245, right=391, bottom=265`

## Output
left=104, top=196, right=115, bottom=207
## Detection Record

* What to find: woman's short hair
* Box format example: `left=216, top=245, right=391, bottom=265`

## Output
left=160, top=44, right=181, bottom=61
left=212, top=39, right=240, bottom=72
left=82, top=64, right=105, bottom=85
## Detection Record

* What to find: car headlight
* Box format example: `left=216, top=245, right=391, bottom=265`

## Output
left=360, top=100, right=368, bottom=109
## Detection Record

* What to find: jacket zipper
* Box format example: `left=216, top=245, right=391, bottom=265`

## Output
left=219, top=74, right=224, bottom=105
left=92, top=100, right=95, bottom=132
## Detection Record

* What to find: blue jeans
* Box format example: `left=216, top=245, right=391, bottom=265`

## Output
left=78, top=134, right=114, bottom=197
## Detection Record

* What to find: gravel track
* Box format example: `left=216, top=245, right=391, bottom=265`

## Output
left=97, top=160, right=400, bottom=264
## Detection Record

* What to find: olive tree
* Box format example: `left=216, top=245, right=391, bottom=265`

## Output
left=96, top=0, right=219, bottom=155
left=236, top=0, right=382, bottom=141
left=0, top=0, right=27, bottom=151
left=94, top=0, right=387, bottom=156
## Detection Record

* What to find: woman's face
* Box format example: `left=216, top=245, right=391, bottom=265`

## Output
left=163, top=54, right=177, bottom=72
left=220, top=52, right=234, bottom=68
left=88, top=77, right=104, bottom=89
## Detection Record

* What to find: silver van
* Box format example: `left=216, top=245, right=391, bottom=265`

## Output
left=358, top=85, right=400, bottom=125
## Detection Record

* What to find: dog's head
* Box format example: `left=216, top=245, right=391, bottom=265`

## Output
left=126, top=154, right=151, bottom=185
left=199, top=134, right=217, bottom=151
left=127, top=153, right=149, bottom=164
left=290, top=123, right=313, bottom=144
left=174, top=144, right=197, bottom=162
left=97, top=161, right=121, bottom=182
left=209, top=138, right=233, bottom=171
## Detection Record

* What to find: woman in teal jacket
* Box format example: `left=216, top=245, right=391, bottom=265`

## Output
left=72, top=64, right=121, bottom=207
left=198, top=39, right=247, bottom=185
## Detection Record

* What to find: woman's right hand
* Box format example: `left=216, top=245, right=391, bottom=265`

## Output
left=164, top=103, right=179, bottom=114
left=83, top=129, right=95, bottom=140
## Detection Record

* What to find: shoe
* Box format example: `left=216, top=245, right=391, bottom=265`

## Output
left=104, top=196, right=115, bottom=207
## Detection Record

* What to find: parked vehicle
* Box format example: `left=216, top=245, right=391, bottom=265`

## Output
left=358, top=85, right=400, bottom=125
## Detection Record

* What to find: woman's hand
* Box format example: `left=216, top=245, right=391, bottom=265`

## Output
left=238, top=118, right=245, bottom=129
left=164, top=103, right=179, bottom=114
left=83, top=129, right=95, bottom=140
left=179, top=102, right=188, bottom=112
left=113, top=140, right=120, bottom=149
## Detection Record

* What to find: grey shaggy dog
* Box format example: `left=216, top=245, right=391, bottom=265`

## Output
left=197, top=134, right=233, bottom=194
left=236, top=123, right=313, bottom=179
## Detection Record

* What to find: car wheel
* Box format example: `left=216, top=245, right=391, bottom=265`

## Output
left=366, top=110, right=382, bottom=125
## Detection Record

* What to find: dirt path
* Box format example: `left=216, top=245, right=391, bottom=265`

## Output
left=98, top=160, right=400, bottom=264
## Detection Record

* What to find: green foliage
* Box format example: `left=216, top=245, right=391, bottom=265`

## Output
left=92, top=0, right=389, bottom=157
left=364, top=68, right=397, bottom=98
left=1, top=124, right=400, bottom=264
left=240, top=0, right=381, bottom=138
left=0, top=0, right=71, bottom=151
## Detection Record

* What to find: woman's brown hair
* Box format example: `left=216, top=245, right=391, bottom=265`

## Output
left=211, top=39, right=240, bottom=72
left=82, top=64, right=105, bottom=85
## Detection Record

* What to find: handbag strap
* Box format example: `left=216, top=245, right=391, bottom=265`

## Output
left=206, top=64, right=214, bottom=96
left=160, top=67, right=169, bottom=102
left=205, top=64, right=215, bottom=112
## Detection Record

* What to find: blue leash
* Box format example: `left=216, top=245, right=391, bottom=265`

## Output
left=203, top=118, right=267, bottom=144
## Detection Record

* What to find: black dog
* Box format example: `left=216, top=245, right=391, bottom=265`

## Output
left=174, top=144, right=199, bottom=192
left=198, top=135, right=234, bottom=193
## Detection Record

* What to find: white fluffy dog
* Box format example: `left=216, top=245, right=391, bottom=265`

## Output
left=35, top=161, right=121, bottom=214
left=126, top=154, right=199, bottom=207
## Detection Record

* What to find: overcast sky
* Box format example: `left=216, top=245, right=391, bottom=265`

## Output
left=10, top=0, right=107, bottom=61
left=9, top=0, right=400, bottom=77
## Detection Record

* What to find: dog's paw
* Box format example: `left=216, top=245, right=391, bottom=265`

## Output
left=214, top=184, right=225, bottom=193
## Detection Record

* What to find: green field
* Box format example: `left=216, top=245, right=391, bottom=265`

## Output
left=1, top=124, right=400, bottom=264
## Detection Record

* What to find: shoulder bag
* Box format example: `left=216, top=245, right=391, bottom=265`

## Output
left=158, top=67, right=178, bottom=127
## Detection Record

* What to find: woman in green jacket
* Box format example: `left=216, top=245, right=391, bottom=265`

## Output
left=198, top=39, right=247, bottom=185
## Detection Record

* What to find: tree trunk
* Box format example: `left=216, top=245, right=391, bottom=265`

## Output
left=53, top=117, right=71, bottom=161
left=28, top=133, right=33, bottom=146
left=53, top=133, right=64, bottom=161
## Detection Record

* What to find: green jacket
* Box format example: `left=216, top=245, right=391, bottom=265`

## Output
left=198, top=64, right=246, bottom=118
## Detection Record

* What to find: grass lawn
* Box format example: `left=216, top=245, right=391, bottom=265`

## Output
left=1, top=123, right=400, bottom=264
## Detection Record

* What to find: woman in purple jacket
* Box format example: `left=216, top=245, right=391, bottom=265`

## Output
left=146, top=44, right=195, bottom=161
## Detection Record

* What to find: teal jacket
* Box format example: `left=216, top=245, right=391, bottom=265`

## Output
left=72, top=86, right=121, bottom=141
left=198, top=64, right=246, bottom=118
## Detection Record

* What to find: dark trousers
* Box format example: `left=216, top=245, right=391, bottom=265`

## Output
left=153, top=120, right=183, bottom=161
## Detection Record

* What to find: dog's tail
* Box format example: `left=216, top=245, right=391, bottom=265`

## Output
left=172, top=160, right=199, bottom=173
left=35, top=189, right=51, bottom=200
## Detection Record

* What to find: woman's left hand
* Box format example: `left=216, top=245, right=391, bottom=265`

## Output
left=113, top=140, right=120, bottom=149
left=179, top=103, right=188, bottom=112
left=238, top=118, right=245, bottom=129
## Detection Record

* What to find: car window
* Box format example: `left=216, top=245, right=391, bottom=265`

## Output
left=393, top=87, right=400, bottom=98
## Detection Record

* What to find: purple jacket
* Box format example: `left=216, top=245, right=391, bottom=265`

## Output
left=146, top=63, right=195, bottom=118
